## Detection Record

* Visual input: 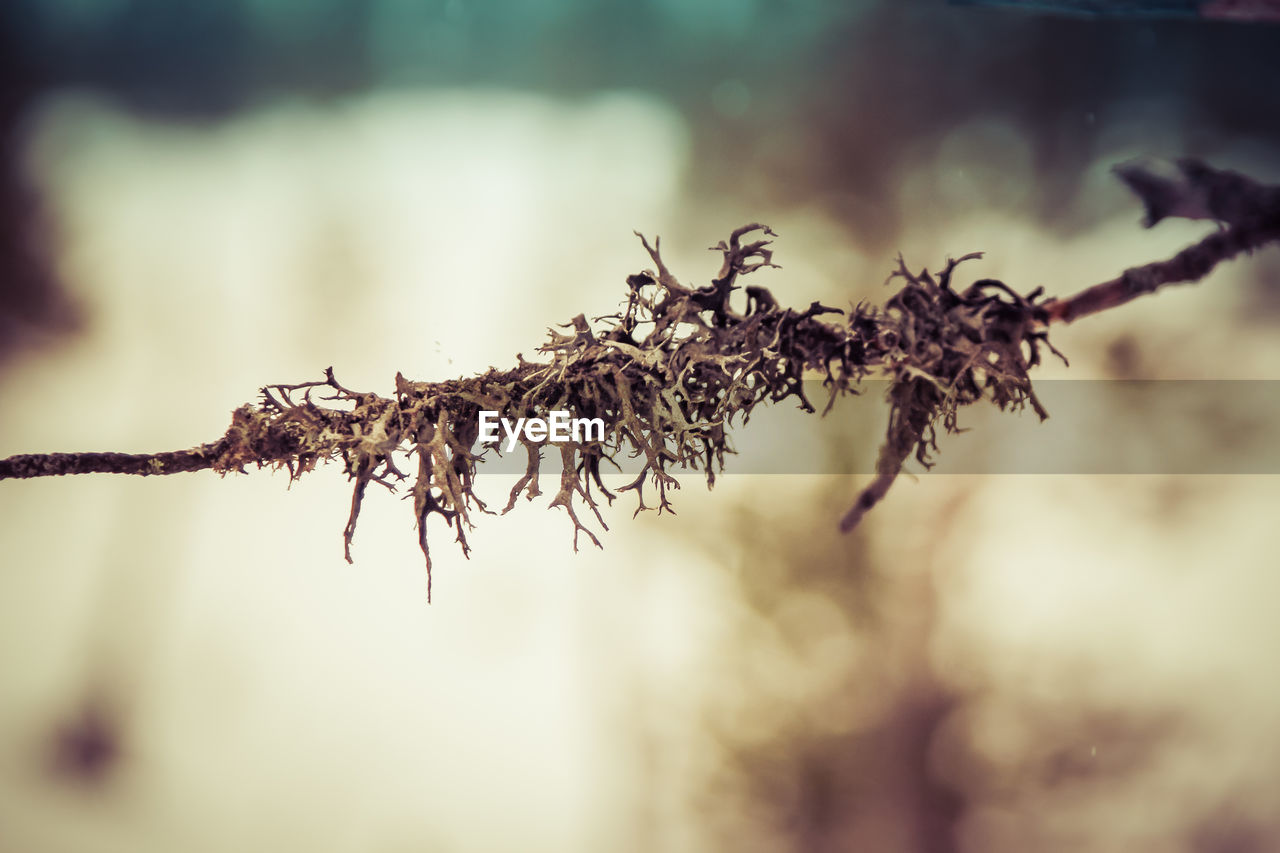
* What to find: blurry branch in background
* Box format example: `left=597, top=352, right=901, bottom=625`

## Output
left=1, top=159, right=1277, bottom=598
left=1047, top=159, right=1280, bottom=322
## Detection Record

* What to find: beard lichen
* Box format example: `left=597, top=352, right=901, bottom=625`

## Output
left=204, top=225, right=1060, bottom=599
left=7, top=160, right=1271, bottom=598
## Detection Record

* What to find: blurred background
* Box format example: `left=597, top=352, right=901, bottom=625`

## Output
left=2, top=1, right=1280, bottom=851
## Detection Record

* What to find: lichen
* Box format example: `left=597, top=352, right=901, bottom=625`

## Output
left=204, top=225, right=1058, bottom=599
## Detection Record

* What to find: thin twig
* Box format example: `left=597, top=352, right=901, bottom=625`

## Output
left=2, top=159, right=1276, bottom=596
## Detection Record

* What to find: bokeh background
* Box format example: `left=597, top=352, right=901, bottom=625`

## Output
left=2, top=2, right=1280, bottom=851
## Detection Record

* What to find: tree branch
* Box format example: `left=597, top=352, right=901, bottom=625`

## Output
left=0, top=443, right=228, bottom=479
left=2, top=159, right=1276, bottom=597
left=1046, top=159, right=1280, bottom=323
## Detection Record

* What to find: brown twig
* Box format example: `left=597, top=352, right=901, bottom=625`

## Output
left=1046, top=159, right=1280, bottom=324
left=0, top=443, right=228, bottom=479
left=2, top=159, right=1277, bottom=596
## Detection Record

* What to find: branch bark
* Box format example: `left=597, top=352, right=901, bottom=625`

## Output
left=0, top=443, right=228, bottom=479
left=1046, top=159, right=1280, bottom=323
left=2, top=159, right=1276, bottom=593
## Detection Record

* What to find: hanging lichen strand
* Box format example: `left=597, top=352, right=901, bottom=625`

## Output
left=3, top=159, right=1277, bottom=599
